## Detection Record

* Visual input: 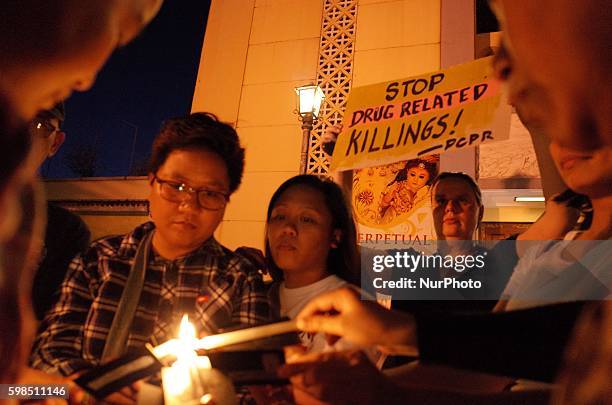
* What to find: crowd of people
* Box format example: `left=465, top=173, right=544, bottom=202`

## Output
left=0, top=0, right=610, bottom=404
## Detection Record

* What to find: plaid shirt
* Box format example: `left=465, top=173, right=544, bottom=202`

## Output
left=30, top=222, right=270, bottom=376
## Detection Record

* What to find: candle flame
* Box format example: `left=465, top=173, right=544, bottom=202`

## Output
left=174, top=314, right=198, bottom=363
left=162, top=314, right=212, bottom=397
left=179, top=314, right=196, bottom=341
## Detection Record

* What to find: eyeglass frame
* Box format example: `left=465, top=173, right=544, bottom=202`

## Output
left=28, top=118, right=60, bottom=139
left=152, top=175, right=230, bottom=210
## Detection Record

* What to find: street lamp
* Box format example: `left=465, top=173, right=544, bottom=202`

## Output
left=295, top=84, right=324, bottom=174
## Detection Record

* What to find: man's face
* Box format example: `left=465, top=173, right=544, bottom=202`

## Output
left=492, top=0, right=612, bottom=197
left=432, top=178, right=482, bottom=240
left=148, top=148, right=230, bottom=258
left=2, top=0, right=163, bottom=120
left=26, top=116, right=65, bottom=172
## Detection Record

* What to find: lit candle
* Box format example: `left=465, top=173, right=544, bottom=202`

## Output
left=196, top=319, right=298, bottom=351
left=161, top=315, right=236, bottom=405
left=152, top=319, right=298, bottom=359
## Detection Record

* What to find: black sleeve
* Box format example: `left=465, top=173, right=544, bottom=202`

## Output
left=322, top=140, right=336, bottom=156
left=416, top=301, right=585, bottom=382
left=32, top=204, right=91, bottom=320
left=481, top=236, right=520, bottom=300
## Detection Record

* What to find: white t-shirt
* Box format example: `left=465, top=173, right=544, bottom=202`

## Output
left=279, top=275, right=349, bottom=353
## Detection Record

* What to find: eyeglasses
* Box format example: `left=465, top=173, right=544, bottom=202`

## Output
left=153, top=175, right=229, bottom=210
left=28, top=119, right=59, bottom=139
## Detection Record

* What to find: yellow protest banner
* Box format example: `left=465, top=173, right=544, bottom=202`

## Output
left=331, top=57, right=511, bottom=171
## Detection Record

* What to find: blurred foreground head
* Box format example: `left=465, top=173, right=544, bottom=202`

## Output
left=492, top=0, right=611, bottom=149
left=0, top=0, right=163, bottom=121
left=492, top=0, right=612, bottom=198
left=0, top=184, right=46, bottom=383
left=0, top=0, right=162, bottom=384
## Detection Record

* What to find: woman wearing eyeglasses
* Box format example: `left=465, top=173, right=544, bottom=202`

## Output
left=30, top=112, right=270, bottom=403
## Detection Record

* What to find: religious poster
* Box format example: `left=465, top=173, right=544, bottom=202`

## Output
left=331, top=57, right=511, bottom=172
left=353, top=155, right=439, bottom=245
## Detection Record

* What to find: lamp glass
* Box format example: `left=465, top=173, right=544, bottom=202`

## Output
left=295, top=84, right=324, bottom=118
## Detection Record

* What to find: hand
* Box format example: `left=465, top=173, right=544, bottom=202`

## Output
left=17, top=367, right=85, bottom=405
left=295, top=288, right=416, bottom=352
left=322, top=124, right=342, bottom=144
left=67, top=370, right=140, bottom=405
left=235, top=246, right=268, bottom=273
left=99, top=381, right=141, bottom=405
left=322, top=124, right=342, bottom=155
left=278, top=350, right=397, bottom=405
left=248, top=384, right=294, bottom=405
left=380, top=183, right=400, bottom=207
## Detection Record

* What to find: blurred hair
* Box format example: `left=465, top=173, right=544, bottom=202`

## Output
left=148, top=112, right=245, bottom=193
left=431, top=172, right=483, bottom=207
left=265, top=175, right=360, bottom=286
left=0, top=0, right=114, bottom=63
left=36, top=102, right=65, bottom=127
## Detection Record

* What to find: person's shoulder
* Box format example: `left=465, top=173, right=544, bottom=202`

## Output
left=215, top=241, right=263, bottom=277
left=473, top=243, right=492, bottom=255
left=86, top=221, right=154, bottom=259
left=46, top=203, right=90, bottom=238
left=475, top=243, right=508, bottom=270
left=266, top=280, right=281, bottom=300
left=46, top=203, right=80, bottom=221
left=326, top=274, right=349, bottom=289
left=224, top=244, right=258, bottom=270
left=84, top=234, right=125, bottom=260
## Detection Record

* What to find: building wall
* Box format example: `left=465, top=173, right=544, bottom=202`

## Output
left=192, top=0, right=444, bottom=250
left=44, top=178, right=150, bottom=241
left=352, top=0, right=440, bottom=87
left=192, top=0, right=323, bottom=250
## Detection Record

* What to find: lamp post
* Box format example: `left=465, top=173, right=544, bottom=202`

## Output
left=295, top=84, right=324, bottom=174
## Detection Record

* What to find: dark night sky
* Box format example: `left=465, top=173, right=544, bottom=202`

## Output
left=42, top=0, right=211, bottom=178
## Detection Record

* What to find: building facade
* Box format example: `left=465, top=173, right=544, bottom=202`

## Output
left=46, top=0, right=544, bottom=248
